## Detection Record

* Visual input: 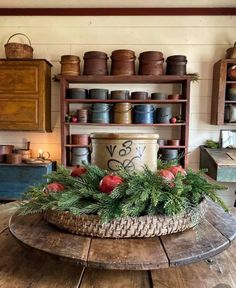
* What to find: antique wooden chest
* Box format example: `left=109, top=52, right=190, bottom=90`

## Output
left=200, top=145, right=236, bottom=182
left=0, top=162, right=56, bottom=200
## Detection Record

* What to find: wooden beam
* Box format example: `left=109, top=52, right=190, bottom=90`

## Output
left=0, top=8, right=236, bottom=16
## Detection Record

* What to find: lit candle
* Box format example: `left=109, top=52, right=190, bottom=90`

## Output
left=38, top=149, right=43, bottom=158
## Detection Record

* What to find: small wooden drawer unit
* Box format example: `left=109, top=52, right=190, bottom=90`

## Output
left=0, top=59, right=52, bottom=132
left=0, top=162, right=56, bottom=200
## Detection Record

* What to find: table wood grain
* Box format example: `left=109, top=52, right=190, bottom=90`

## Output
left=8, top=199, right=236, bottom=271
left=0, top=201, right=236, bottom=287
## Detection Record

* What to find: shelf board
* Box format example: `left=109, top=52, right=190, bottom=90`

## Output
left=57, top=74, right=192, bottom=84
left=225, top=100, right=236, bottom=103
left=223, top=122, right=236, bottom=125
left=65, top=144, right=91, bottom=148
left=65, top=99, right=187, bottom=104
left=65, top=122, right=185, bottom=126
left=159, top=145, right=186, bottom=149
left=226, top=81, right=236, bottom=84
left=64, top=144, right=186, bottom=148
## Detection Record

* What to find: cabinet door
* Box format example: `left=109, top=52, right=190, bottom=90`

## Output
left=0, top=60, right=51, bottom=132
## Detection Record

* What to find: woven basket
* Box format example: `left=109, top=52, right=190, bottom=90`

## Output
left=5, top=33, right=33, bottom=59
left=44, top=199, right=206, bottom=238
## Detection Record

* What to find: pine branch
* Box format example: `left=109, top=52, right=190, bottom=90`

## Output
left=19, top=164, right=229, bottom=222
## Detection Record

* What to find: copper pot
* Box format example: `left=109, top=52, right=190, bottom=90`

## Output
left=6, top=153, right=22, bottom=164
left=71, top=134, right=90, bottom=145
left=15, top=149, right=32, bottom=162
left=0, top=145, right=14, bottom=162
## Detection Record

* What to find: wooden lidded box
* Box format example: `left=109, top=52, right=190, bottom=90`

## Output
left=0, top=59, right=52, bottom=132
left=200, top=145, right=236, bottom=182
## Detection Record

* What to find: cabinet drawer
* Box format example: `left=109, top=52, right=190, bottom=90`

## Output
left=0, top=99, right=38, bottom=130
left=0, top=66, right=38, bottom=95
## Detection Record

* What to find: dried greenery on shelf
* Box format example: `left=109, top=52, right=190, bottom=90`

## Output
left=187, top=73, right=200, bottom=83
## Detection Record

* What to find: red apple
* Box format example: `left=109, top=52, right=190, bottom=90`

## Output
left=71, top=116, right=78, bottom=123
left=170, top=117, right=177, bottom=124
left=71, top=165, right=87, bottom=177
left=99, top=174, right=124, bottom=194
left=159, top=169, right=175, bottom=181
left=44, top=182, right=65, bottom=193
left=168, top=165, right=186, bottom=176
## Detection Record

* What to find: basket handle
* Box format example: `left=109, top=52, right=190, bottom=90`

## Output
left=7, top=33, right=32, bottom=47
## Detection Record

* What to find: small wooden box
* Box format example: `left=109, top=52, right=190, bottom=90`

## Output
left=0, top=162, right=56, bottom=200
left=200, top=145, right=236, bottom=182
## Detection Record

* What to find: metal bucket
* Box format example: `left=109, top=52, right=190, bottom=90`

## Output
left=90, top=133, right=159, bottom=172
left=133, top=104, right=155, bottom=124
left=90, top=103, right=110, bottom=123
left=156, top=107, right=172, bottom=123
left=113, top=103, right=132, bottom=124
left=77, top=109, right=88, bottom=123
left=159, top=148, right=179, bottom=164
left=71, top=147, right=90, bottom=166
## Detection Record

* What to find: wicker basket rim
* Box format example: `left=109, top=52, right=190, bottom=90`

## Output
left=46, top=197, right=206, bottom=222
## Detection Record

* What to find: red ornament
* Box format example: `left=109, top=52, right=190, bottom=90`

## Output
left=99, top=174, right=124, bottom=194
left=71, top=116, right=78, bottom=123
left=168, top=165, right=186, bottom=176
left=71, top=166, right=87, bottom=177
left=159, top=169, right=175, bottom=181
left=44, top=182, right=65, bottom=193
left=170, top=117, right=177, bottom=124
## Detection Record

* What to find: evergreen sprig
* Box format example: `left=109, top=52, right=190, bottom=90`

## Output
left=19, top=163, right=228, bottom=222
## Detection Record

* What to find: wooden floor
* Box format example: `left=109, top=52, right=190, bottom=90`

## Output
left=0, top=202, right=235, bottom=288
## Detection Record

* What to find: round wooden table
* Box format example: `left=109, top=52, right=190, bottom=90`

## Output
left=9, top=200, right=236, bottom=271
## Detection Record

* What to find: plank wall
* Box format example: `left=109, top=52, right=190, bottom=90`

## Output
left=0, top=13, right=235, bottom=205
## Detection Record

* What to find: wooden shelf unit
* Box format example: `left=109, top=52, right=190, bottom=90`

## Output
left=211, top=59, right=236, bottom=125
left=59, top=75, right=191, bottom=168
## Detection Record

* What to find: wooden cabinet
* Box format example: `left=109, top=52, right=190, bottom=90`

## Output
left=211, top=59, right=236, bottom=125
left=59, top=75, right=191, bottom=168
left=0, top=59, right=52, bottom=132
